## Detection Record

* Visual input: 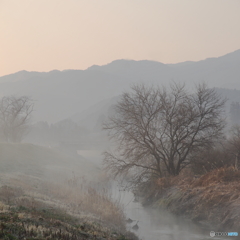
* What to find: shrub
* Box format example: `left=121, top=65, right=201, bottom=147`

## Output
left=191, top=147, right=232, bottom=175
left=193, top=166, right=240, bottom=187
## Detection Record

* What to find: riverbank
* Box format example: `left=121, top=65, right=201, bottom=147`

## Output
left=0, top=195, right=137, bottom=240
left=0, top=176, right=138, bottom=240
left=138, top=167, right=240, bottom=232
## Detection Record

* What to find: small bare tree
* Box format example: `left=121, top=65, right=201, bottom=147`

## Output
left=103, top=83, right=226, bottom=184
left=0, top=96, right=34, bottom=142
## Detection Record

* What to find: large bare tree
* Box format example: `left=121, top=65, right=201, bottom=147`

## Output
left=0, top=96, right=34, bottom=142
left=103, top=83, right=226, bottom=184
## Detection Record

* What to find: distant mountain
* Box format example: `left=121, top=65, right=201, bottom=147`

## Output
left=87, top=59, right=174, bottom=85
left=0, top=49, right=239, bottom=123
left=167, top=49, right=240, bottom=88
left=87, top=50, right=240, bottom=89
left=0, top=70, right=127, bottom=122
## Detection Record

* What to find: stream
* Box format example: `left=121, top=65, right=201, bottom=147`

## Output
left=78, top=150, right=232, bottom=240
left=110, top=183, right=231, bottom=240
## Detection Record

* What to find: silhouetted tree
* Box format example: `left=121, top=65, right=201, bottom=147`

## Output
left=0, top=96, right=34, bottom=142
left=103, top=83, right=226, bottom=185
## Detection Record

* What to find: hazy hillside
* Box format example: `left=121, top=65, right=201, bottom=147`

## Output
left=0, top=143, right=99, bottom=180
left=168, top=49, right=240, bottom=88
left=0, top=70, right=127, bottom=123
left=71, top=95, right=119, bottom=131
left=0, top=49, right=239, bottom=123
left=25, top=87, right=240, bottom=148
left=69, top=87, right=240, bottom=133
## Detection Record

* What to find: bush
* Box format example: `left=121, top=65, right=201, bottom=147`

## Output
left=191, top=147, right=233, bottom=175
left=192, top=166, right=240, bottom=187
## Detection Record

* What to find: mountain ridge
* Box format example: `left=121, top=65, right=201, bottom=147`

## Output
left=0, top=49, right=239, bottom=123
left=2, top=49, right=240, bottom=79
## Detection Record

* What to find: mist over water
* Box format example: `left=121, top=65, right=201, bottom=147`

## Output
left=79, top=151, right=231, bottom=240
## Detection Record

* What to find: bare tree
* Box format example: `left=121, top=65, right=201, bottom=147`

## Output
left=0, top=96, right=34, bottom=142
left=103, top=83, right=226, bottom=184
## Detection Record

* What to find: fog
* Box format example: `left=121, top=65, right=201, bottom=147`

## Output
left=0, top=51, right=239, bottom=239
left=1, top=0, right=240, bottom=238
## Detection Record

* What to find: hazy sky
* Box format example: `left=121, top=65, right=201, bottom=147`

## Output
left=1, top=0, right=240, bottom=76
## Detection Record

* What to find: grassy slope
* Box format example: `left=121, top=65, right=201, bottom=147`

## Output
left=0, top=194, right=137, bottom=240
left=0, top=143, right=138, bottom=240
left=0, top=142, right=98, bottom=180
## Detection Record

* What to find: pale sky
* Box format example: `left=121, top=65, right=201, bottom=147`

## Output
left=0, top=0, right=240, bottom=77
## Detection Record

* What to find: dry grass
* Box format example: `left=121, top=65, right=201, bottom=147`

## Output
left=0, top=198, right=137, bottom=240
left=145, top=166, right=240, bottom=230
left=0, top=173, right=126, bottom=232
left=0, top=201, right=8, bottom=212
left=154, top=166, right=240, bottom=190
left=156, top=168, right=195, bottom=188
left=0, top=143, right=137, bottom=239
left=192, top=166, right=240, bottom=187
left=40, top=175, right=126, bottom=230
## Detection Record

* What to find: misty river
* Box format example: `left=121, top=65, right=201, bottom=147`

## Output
left=78, top=150, right=231, bottom=240
left=110, top=185, right=230, bottom=240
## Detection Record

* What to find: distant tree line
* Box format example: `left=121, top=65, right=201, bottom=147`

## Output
left=25, top=119, right=90, bottom=146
